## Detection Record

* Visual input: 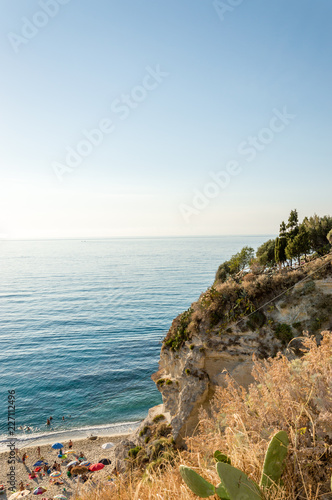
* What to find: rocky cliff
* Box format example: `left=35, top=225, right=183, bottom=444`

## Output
left=152, top=253, right=332, bottom=445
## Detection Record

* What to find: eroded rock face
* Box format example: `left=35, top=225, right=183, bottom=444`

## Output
left=152, top=271, right=332, bottom=445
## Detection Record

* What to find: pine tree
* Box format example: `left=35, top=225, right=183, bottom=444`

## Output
left=275, top=237, right=287, bottom=269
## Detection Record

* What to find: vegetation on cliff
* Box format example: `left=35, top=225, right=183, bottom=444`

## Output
left=163, top=211, right=332, bottom=351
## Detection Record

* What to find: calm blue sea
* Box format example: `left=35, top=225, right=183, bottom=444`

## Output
left=0, top=236, right=269, bottom=448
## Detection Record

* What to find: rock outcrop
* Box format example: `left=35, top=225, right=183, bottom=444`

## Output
left=152, top=254, right=332, bottom=445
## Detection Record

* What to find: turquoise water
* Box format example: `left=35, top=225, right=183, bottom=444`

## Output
left=0, top=236, right=269, bottom=446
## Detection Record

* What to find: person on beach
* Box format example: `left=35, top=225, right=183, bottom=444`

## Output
left=46, top=419, right=50, bottom=426
left=52, top=461, right=58, bottom=470
left=37, top=446, right=41, bottom=457
left=49, top=416, right=53, bottom=421
left=19, top=481, right=24, bottom=491
left=68, top=439, right=73, bottom=449
left=22, top=453, right=27, bottom=464
left=62, top=416, right=65, bottom=421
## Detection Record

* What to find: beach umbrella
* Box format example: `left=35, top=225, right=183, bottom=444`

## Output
left=50, top=471, right=62, bottom=477
left=33, top=460, right=47, bottom=467
left=67, top=460, right=78, bottom=467
left=71, top=465, right=88, bottom=475
left=79, top=460, right=91, bottom=466
left=99, top=458, right=112, bottom=465
left=89, top=463, right=104, bottom=472
left=51, top=443, right=64, bottom=450
left=33, top=487, right=47, bottom=495
left=9, top=492, right=30, bottom=500
left=101, top=442, right=114, bottom=449
left=54, top=495, right=68, bottom=500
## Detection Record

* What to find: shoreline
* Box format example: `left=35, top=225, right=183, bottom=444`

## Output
left=0, top=421, right=140, bottom=453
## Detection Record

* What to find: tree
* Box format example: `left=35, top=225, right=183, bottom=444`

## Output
left=215, top=261, right=231, bottom=282
left=228, top=246, right=255, bottom=274
left=285, top=225, right=310, bottom=265
left=275, top=237, right=287, bottom=269
left=215, top=246, right=254, bottom=282
left=287, top=209, right=299, bottom=238
left=256, top=239, right=276, bottom=267
left=303, top=214, right=332, bottom=254
left=279, top=221, right=287, bottom=238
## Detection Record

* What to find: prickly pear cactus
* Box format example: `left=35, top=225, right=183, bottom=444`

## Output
left=217, top=462, right=262, bottom=500
left=179, top=465, right=216, bottom=498
left=216, top=482, right=231, bottom=499
left=260, top=430, right=289, bottom=488
left=214, top=451, right=231, bottom=464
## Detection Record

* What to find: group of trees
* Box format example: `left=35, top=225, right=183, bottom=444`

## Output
left=215, top=210, right=332, bottom=282
left=273, top=210, right=332, bottom=268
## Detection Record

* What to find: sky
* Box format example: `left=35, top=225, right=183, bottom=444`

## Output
left=0, top=0, right=331, bottom=239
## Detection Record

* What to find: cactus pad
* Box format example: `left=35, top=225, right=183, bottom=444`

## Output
left=179, top=465, right=216, bottom=498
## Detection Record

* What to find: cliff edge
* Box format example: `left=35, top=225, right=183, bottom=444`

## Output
left=152, top=253, right=332, bottom=444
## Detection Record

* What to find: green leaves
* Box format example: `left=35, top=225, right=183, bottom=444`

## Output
left=179, top=466, right=216, bottom=498
left=214, top=451, right=231, bottom=464
left=216, top=463, right=262, bottom=500
left=260, top=430, right=289, bottom=488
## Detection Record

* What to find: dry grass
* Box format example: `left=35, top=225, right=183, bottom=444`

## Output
left=75, top=330, right=332, bottom=500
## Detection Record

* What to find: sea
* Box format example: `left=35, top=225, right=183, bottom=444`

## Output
left=0, top=236, right=271, bottom=451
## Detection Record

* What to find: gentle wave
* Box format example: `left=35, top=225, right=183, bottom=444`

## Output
left=0, top=420, right=141, bottom=452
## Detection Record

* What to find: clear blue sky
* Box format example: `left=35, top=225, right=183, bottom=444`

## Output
left=0, top=0, right=331, bottom=238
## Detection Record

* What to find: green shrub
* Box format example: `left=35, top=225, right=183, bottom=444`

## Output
left=139, top=425, right=149, bottom=437
left=246, top=310, right=266, bottom=331
left=163, top=308, right=193, bottom=351
left=275, top=323, right=293, bottom=344
left=128, top=446, right=142, bottom=459
left=152, top=414, right=165, bottom=424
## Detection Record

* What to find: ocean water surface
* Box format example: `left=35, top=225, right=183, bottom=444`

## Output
left=0, top=236, right=270, bottom=448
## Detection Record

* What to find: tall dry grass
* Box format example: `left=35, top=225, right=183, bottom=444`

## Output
left=75, top=331, right=332, bottom=500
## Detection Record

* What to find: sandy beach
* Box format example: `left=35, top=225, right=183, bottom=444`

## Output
left=0, top=434, right=129, bottom=499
